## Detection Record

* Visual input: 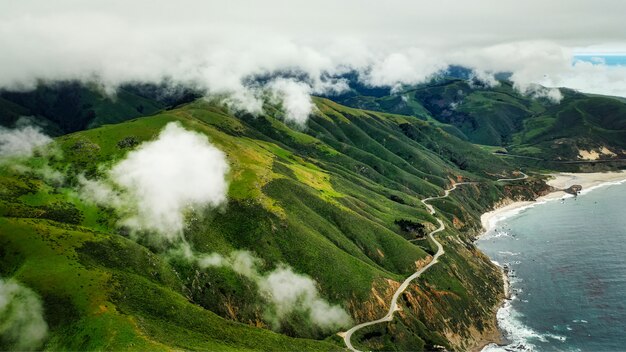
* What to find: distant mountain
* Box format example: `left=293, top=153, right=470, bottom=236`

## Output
left=330, top=75, right=626, bottom=162
left=0, top=81, right=199, bottom=135
left=511, top=95, right=626, bottom=160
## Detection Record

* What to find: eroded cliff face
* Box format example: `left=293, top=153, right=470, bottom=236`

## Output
left=345, top=236, right=504, bottom=351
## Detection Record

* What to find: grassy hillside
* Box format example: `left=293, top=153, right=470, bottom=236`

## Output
left=334, top=79, right=549, bottom=146
left=511, top=96, right=626, bottom=160
left=333, top=78, right=626, bottom=166
left=1, top=97, right=550, bottom=351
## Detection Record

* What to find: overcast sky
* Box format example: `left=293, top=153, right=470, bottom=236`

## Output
left=2, top=0, right=626, bottom=109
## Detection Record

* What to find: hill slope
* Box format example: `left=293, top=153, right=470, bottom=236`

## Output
left=333, top=79, right=550, bottom=146
left=511, top=96, right=626, bottom=160
left=1, top=97, right=550, bottom=351
left=332, top=77, right=626, bottom=164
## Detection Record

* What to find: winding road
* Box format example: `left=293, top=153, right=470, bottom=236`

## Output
left=341, top=182, right=476, bottom=352
left=341, top=172, right=528, bottom=351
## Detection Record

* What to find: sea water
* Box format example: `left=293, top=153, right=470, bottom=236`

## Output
left=477, top=180, right=626, bottom=352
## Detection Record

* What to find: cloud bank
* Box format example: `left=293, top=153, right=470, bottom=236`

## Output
left=0, top=119, right=64, bottom=184
left=2, top=1, right=626, bottom=123
left=189, top=249, right=351, bottom=331
left=0, top=278, right=48, bottom=351
left=80, top=122, right=229, bottom=242
left=0, top=121, right=52, bottom=159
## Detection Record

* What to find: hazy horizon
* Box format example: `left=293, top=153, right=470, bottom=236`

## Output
left=2, top=0, right=626, bottom=119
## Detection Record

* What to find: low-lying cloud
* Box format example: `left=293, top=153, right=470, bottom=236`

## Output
left=0, top=278, right=48, bottom=351
left=268, top=78, right=316, bottom=126
left=259, top=266, right=351, bottom=330
left=0, top=119, right=64, bottom=184
left=180, top=248, right=351, bottom=331
left=2, top=1, right=626, bottom=125
left=80, top=122, right=229, bottom=242
left=0, top=120, right=52, bottom=159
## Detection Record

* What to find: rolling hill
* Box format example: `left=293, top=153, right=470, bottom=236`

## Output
left=332, top=76, right=626, bottom=164
left=0, top=95, right=552, bottom=351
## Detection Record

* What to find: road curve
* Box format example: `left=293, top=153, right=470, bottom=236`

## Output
left=341, top=182, right=474, bottom=352
left=496, top=171, right=528, bottom=182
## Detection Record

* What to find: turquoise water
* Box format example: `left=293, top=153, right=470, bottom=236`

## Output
left=477, top=181, right=626, bottom=352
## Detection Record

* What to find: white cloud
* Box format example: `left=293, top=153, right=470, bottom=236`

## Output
left=0, top=278, right=48, bottom=351
left=555, top=61, right=626, bottom=97
left=258, top=266, right=351, bottom=330
left=517, top=84, right=563, bottom=103
left=1, top=0, right=626, bottom=119
left=268, top=78, right=315, bottom=126
left=192, top=249, right=352, bottom=331
left=468, top=70, right=500, bottom=88
left=360, top=50, right=447, bottom=90
left=0, top=119, right=64, bottom=184
left=0, top=123, right=52, bottom=159
left=79, top=122, right=229, bottom=242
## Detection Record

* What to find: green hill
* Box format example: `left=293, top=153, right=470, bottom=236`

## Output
left=511, top=96, right=626, bottom=160
left=333, top=78, right=626, bottom=164
left=0, top=96, right=551, bottom=351
left=334, top=79, right=550, bottom=146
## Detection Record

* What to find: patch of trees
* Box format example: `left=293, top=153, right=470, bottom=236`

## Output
left=388, top=194, right=406, bottom=204
left=394, top=219, right=427, bottom=238
left=117, top=136, right=139, bottom=149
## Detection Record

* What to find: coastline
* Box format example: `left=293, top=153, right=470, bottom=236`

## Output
left=481, top=171, right=626, bottom=233
left=475, top=170, right=626, bottom=351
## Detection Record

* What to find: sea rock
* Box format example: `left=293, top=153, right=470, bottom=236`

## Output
left=564, top=184, right=583, bottom=195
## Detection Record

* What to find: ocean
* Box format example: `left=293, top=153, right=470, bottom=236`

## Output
left=477, top=180, right=626, bottom=352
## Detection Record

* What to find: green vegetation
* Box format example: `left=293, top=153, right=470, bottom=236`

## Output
left=334, top=78, right=626, bottom=167
left=511, top=96, right=626, bottom=160
left=2, top=79, right=611, bottom=351
left=0, top=81, right=196, bottom=135
left=334, top=79, right=548, bottom=146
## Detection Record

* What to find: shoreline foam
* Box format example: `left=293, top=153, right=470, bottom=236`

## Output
left=476, top=170, right=626, bottom=351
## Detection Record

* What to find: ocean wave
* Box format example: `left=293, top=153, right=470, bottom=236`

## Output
left=481, top=297, right=566, bottom=352
left=482, top=199, right=556, bottom=236
left=481, top=230, right=513, bottom=241
left=498, top=251, right=521, bottom=256
left=578, top=178, right=626, bottom=196
left=480, top=179, right=626, bottom=352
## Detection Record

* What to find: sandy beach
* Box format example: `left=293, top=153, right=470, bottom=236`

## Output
left=481, top=170, right=626, bottom=234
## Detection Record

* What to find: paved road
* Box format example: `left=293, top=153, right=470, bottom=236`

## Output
left=496, top=171, right=528, bottom=182
left=341, top=182, right=474, bottom=352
